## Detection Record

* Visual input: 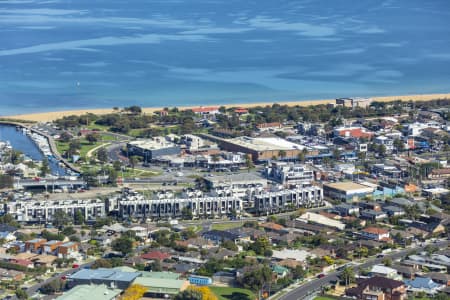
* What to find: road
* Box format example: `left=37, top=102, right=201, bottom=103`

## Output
left=22, top=261, right=95, bottom=299
left=278, top=240, right=450, bottom=300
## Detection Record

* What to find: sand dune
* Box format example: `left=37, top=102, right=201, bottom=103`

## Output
left=4, top=93, right=450, bottom=123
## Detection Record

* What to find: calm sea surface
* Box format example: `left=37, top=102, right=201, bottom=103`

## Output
left=1, top=0, right=450, bottom=115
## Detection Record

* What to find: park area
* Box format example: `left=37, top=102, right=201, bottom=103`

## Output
left=210, top=286, right=256, bottom=300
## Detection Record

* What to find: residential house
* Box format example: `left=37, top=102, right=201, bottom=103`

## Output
left=33, top=254, right=58, bottom=268
left=42, top=240, right=63, bottom=255
left=429, top=168, right=450, bottom=180
left=9, top=258, right=34, bottom=269
left=141, top=251, right=171, bottom=262
left=272, top=265, right=289, bottom=279
left=404, top=277, right=445, bottom=295
left=271, top=249, right=315, bottom=263
left=256, top=122, right=282, bottom=131
left=360, top=227, right=390, bottom=241
left=205, top=248, right=237, bottom=260
left=0, top=225, right=17, bottom=242
left=191, top=106, right=220, bottom=117
left=427, top=272, right=450, bottom=286
left=202, top=230, right=249, bottom=244
left=383, top=206, right=405, bottom=217
left=370, top=265, right=402, bottom=280
left=360, top=209, right=387, bottom=221
left=0, top=268, right=25, bottom=281
left=346, top=276, right=407, bottom=300
left=391, top=265, right=415, bottom=280
left=259, top=222, right=287, bottom=233
left=333, top=203, right=360, bottom=216
left=57, top=242, right=79, bottom=258
left=25, top=238, right=46, bottom=253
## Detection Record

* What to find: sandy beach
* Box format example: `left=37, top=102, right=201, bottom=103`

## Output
left=4, top=93, right=450, bottom=123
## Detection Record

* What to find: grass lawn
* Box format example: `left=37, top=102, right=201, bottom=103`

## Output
left=120, top=168, right=161, bottom=178
left=314, top=297, right=338, bottom=300
left=210, top=287, right=256, bottom=300
left=86, top=123, right=110, bottom=131
left=211, top=223, right=243, bottom=231
left=56, top=134, right=115, bottom=159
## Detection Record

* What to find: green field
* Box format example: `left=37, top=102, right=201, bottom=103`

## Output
left=210, top=286, right=256, bottom=300
left=211, top=223, right=243, bottom=231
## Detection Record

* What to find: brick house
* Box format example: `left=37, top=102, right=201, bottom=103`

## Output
left=346, top=276, right=407, bottom=300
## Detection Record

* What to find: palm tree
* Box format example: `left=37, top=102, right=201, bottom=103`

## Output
left=340, top=267, right=355, bottom=287
left=278, top=150, right=287, bottom=160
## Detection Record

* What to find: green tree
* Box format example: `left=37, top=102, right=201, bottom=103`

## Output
left=111, top=236, right=133, bottom=255
left=61, top=226, right=76, bottom=236
left=174, top=289, right=202, bottom=300
left=250, top=237, right=272, bottom=256
left=15, top=288, right=28, bottom=299
left=245, top=154, right=254, bottom=171
left=382, top=257, right=392, bottom=267
left=40, top=279, right=65, bottom=295
left=333, top=148, right=342, bottom=160
left=238, top=265, right=272, bottom=293
left=0, top=174, right=13, bottom=189
left=129, top=156, right=140, bottom=169
left=221, top=240, right=238, bottom=251
left=52, top=210, right=71, bottom=228
left=378, top=144, right=387, bottom=157
left=393, top=138, right=404, bottom=153
left=339, top=267, right=355, bottom=286
left=292, top=265, right=307, bottom=280
left=85, top=133, right=99, bottom=144
left=68, top=139, right=81, bottom=158
left=278, top=150, right=287, bottom=160
left=74, top=210, right=85, bottom=225
left=40, top=158, right=50, bottom=177
left=97, top=147, right=108, bottom=163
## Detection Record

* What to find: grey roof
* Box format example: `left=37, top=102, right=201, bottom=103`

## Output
left=335, top=203, right=359, bottom=209
left=383, top=205, right=405, bottom=212
left=361, top=209, right=386, bottom=216
left=70, top=268, right=140, bottom=283
left=56, top=284, right=122, bottom=300
left=388, top=198, right=413, bottom=207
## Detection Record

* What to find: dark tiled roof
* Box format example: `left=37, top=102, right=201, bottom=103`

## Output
left=347, top=276, right=405, bottom=296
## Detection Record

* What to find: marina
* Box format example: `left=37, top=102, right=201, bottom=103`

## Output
left=0, top=124, right=69, bottom=176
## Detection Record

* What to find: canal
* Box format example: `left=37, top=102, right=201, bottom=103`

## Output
left=0, top=124, right=67, bottom=176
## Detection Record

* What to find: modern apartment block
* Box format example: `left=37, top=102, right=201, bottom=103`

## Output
left=110, top=193, right=243, bottom=219
left=254, top=186, right=324, bottom=213
left=5, top=198, right=106, bottom=223
left=265, top=162, right=315, bottom=185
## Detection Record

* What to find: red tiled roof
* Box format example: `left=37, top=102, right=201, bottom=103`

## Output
left=260, top=222, right=285, bottom=231
left=10, top=259, right=33, bottom=267
left=363, top=227, right=389, bottom=235
left=191, top=106, right=219, bottom=113
left=432, top=168, right=450, bottom=175
left=141, top=251, right=171, bottom=260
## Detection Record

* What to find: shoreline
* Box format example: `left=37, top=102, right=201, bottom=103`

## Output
left=4, top=92, right=450, bottom=123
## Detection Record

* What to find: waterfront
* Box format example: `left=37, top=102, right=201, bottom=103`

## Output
left=0, top=124, right=67, bottom=175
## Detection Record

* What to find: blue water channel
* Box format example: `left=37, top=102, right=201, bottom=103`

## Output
left=0, top=124, right=67, bottom=176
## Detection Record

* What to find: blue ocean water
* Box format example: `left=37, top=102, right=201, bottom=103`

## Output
left=0, top=0, right=450, bottom=115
